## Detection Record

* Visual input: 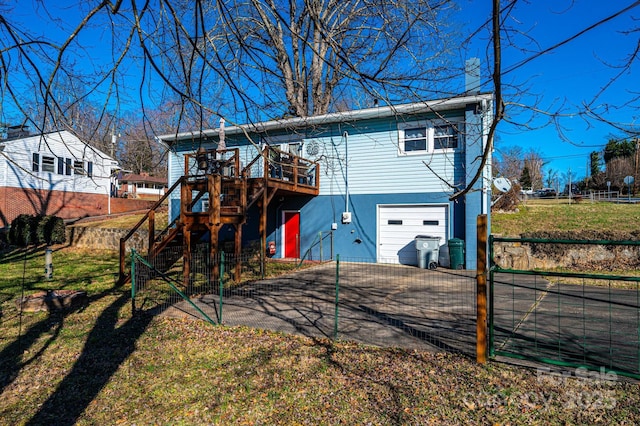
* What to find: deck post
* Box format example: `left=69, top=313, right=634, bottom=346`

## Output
left=235, top=223, right=242, bottom=281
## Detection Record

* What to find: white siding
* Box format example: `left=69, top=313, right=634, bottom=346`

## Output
left=0, top=131, right=117, bottom=196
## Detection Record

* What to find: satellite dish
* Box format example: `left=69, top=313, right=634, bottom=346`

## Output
left=493, top=177, right=512, bottom=193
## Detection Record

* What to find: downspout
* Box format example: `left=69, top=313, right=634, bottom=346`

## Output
left=275, top=201, right=284, bottom=257
left=344, top=131, right=349, bottom=214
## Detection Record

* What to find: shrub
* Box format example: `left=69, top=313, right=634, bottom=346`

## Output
left=36, top=215, right=66, bottom=245
left=9, top=214, right=35, bottom=246
left=491, top=182, right=522, bottom=212
left=0, top=228, right=8, bottom=249
left=8, top=214, right=66, bottom=247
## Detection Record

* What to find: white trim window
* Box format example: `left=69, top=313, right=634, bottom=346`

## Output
left=398, top=119, right=462, bottom=155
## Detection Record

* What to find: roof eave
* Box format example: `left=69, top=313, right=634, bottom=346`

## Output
left=158, top=93, right=494, bottom=145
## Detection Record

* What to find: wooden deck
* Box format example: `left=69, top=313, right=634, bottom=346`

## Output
left=119, top=146, right=319, bottom=286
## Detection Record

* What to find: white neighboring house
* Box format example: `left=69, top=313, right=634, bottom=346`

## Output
left=0, top=128, right=119, bottom=227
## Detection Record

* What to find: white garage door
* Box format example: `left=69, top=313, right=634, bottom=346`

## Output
left=377, top=204, right=448, bottom=265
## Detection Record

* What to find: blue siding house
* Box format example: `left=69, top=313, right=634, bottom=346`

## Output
left=159, top=93, right=493, bottom=269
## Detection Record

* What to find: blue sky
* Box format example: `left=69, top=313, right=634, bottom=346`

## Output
left=5, top=1, right=639, bottom=185
left=458, top=1, right=640, bottom=183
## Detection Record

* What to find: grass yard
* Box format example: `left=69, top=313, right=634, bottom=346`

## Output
left=491, top=200, right=640, bottom=236
left=2, top=203, right=640, bottom=424
left=1, top=246, right=639, bottom=424
left=70, top=211, right=169, bottom=229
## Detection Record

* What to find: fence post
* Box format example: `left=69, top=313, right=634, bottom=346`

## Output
left=131, top=248, right=137, bottom=315
left=477, top=214, right=488, bottom=364
left=119, top=238, right=126, bottom=284
left=219, top=251, right=225, bottom=325
left=488, top=234, right=495, bottom=357
left=334, top=254, right=340, bottom=340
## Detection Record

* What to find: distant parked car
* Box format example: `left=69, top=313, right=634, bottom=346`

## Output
left=563, top=183, right=580, bottom=195
left=535, top=188, right=557, bottom=197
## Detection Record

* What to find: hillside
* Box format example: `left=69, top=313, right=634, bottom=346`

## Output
left=491, top=201, right=640, bottom=237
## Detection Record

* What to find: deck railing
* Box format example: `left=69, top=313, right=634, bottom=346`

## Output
left=118, top=146, right=319, bottom=284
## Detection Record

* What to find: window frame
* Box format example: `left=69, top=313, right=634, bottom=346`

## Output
left=73, top=160, right=85, bottom=175
left=57, top=157, right=65, bottom=175
left=398, top=118, right=463, bottom=156
left=41, top=155, right=55, bottom=173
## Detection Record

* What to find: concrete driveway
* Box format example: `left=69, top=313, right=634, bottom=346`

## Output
left=151, top=262, right=640, bottom=375
left=161, top=262, right=478, bottom=355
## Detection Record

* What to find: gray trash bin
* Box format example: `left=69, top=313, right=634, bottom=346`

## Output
left=415, top=235, right=441, bottom=269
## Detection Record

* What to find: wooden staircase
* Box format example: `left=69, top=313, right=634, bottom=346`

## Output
left=119, top=146, right=319, bottom=287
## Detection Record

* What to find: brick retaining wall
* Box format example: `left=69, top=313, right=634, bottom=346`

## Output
left=0, top=187, right=156, bottom=227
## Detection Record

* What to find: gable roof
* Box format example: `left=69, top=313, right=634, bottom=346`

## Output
left=0, top=129, right=117, bottom=163
left=158, top=93, right=493, bottom=146
left=119, top=173, right=167, bottom=185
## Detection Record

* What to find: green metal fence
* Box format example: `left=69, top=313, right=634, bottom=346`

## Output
left=131, top=245, right=477, bottom=354
left=131, top=249, right=219, bottom=325
left=489, top=236, right=640, bottom=379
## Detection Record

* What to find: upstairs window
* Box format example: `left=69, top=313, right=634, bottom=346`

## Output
left=398, top=119, right=462, bottom=155
left=32, top=153, right=39, bottom=172
left=402, top=128, right=427, bottom=152
left=65, top=158, right=72, bottom=175
left=57, top=157, right=65, bottom=175
left=434, top=124, right=459, bottom=150
left=87, top=161, right=93, bottom=177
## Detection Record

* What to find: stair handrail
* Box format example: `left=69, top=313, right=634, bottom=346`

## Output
left=119, top=175, right=185, bottom=283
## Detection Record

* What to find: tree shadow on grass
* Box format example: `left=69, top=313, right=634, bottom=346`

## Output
left=0, top=310, right=66, bottom=394
left=0, top=289, right=110, bottom=395
left=0, top=245, right=161, bottom=425
left=24, top=291, right=154, bottom=426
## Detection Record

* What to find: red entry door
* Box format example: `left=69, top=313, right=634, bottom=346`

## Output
left=284, top=211, right=300, bottom=258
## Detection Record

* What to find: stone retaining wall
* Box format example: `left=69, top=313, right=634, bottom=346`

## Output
left=493, top=240, right=640, bottom=270
left=66, top=226, right=148, bottom=252
left=64, top=226, right=640, bottom=271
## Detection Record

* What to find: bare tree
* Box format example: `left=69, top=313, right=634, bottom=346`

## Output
left=523, top=151, right=544, bottom=191
left=205, top=0, right=459, bottom=118
left=606, top=156, right=634, bottom=191
left=0, top=0, right=462, bottom=153
left=117, top=108, right=179, bottom=177
left=494, top=145, right=524, bottom=181
left=1, top=0, right=638, bottom=203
